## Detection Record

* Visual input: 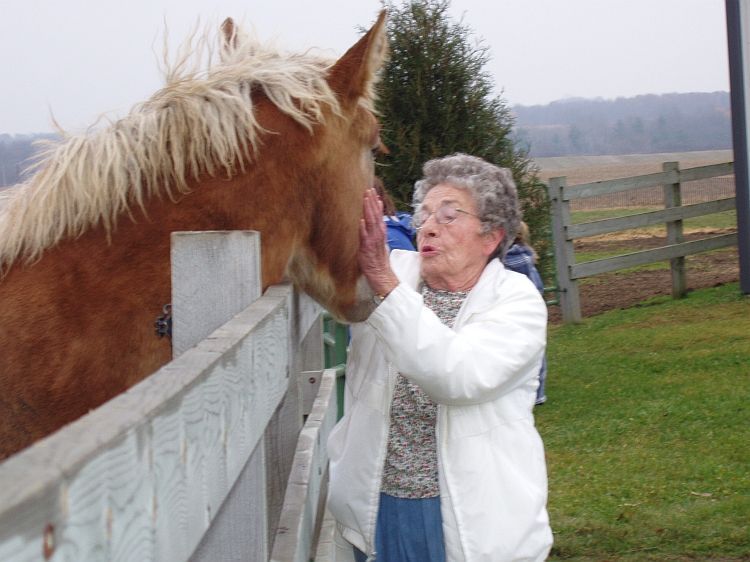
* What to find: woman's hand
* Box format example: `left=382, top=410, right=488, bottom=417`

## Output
left=358, top=188, right=399, bottom=299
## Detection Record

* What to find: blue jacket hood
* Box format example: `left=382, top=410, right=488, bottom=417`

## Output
left=384, top=212, right=416, bottom=251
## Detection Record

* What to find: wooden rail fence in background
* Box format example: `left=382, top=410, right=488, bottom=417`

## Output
left=549, top=161, right=737, bottom=323
left=0, top=231, right=338, bottom=561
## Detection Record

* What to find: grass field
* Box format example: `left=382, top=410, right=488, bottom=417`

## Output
left=536, top=282, right=750, bottom=560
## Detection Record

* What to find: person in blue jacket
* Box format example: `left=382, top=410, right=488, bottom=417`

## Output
left=374, top=177, right=416, bottom=252
left=503, top=221, right=548, bottom=405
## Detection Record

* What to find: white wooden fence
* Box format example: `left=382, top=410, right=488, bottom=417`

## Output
left=549, top=161, right=737, bottom=323
left=0, top=231, right=339, bottom=561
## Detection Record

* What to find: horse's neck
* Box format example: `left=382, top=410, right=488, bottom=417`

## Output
left=4, top=168, right=307, bottom=317
left=0, top=192, right=178, bottom=456
left=172, top=171, right=309, bottom=288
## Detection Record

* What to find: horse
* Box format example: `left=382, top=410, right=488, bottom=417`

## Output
left=0, top=12, right=388, bottom=460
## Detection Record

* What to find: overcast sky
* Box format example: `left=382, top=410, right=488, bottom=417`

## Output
left=0, top=0, right=730, bottom=135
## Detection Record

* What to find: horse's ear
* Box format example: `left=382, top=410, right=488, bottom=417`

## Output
left=327, top=10, right=388, bottom=107
left=221, top=17, right=238, bottom=52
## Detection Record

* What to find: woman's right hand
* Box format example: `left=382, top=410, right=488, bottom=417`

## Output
left=358, top=188, right=399, bottom=299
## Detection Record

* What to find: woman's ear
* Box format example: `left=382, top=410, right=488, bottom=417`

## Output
left=483, top=228, right=505, bottom=257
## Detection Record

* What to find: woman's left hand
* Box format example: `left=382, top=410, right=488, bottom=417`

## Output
left=358, top=188, right=399, bottom=298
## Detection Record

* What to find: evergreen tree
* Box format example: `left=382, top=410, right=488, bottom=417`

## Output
left=376, top=0, right=551, bottom=279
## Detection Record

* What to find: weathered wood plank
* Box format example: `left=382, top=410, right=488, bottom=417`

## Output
left=270, top=369, right=338, bottom=562
left=300, top=370, right=324, bottom=416
left=189, top=439, right=268, bottom=562
left=313, top=510, right=338, bottom=562
left=571, top=233, right=738, bottom=279
left=566, top=169, right=678, bottom=200
left=298, top=318, right=326, bottom=416
left=678, top=161, right=733, bottom=182
left=262, top=283, right=321, bottom=548
left=564, top=161, right=733, bottom=201
left=171, top=231, right=262, bottom=356
left=265, top=284, right=322, bottom=354
left=566, top=197, right=737, bottom=239
left=264, top=383, right=304, bottom=553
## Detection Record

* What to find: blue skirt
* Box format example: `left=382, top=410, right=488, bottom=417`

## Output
left=353, top=493, right=445, bottom=562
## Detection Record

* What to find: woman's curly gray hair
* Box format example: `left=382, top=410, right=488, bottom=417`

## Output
left=413, top=153, right=521, bottom=260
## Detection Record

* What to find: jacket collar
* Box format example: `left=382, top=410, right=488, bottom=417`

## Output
left=390, top=250, right=508, bottom=324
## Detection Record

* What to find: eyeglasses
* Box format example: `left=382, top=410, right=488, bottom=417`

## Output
left=413, top=203, right=481, bottom=230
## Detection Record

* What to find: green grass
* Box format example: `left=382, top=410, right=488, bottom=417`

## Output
left=537, top=283, right=750, bottom=560
left=571, top=207, right=660, bottom=224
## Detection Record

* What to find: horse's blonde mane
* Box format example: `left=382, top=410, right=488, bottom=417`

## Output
left=0, top=22, right=344, bottom=268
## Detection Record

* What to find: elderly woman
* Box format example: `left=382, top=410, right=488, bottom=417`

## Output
left=327, top=154, right=552, bottom=561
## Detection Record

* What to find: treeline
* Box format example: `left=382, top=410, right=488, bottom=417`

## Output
left=0, top=91, right=734, bottom=186
left=0, top=133, right=58, bottom=187
left=512, top=91, right=732, bottom=157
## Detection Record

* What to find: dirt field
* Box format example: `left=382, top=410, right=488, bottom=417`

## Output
left=533, top=149, right=733, bottom=184
left=534, top=150, right=740, bottom=323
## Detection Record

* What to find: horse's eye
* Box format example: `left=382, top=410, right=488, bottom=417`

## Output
left=372, top=138, right=389, bottom=156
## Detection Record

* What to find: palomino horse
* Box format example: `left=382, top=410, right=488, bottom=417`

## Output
left=0, top=13, right=387, bottom=460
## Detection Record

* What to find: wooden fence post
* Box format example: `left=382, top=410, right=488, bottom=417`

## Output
left=262, top=286, right=321, bottom=553
left=548, top=176, right=582, bottom=323
left=171, top=231, right=270, bottom=562
left=663, top=162, right=687, bottom=298
left=171, top=230, right=262, bottom=356
left=270, top=369, right=338, bottom=562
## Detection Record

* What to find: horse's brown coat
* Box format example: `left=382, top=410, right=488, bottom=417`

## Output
left=0, top=12, right=387, bottom=460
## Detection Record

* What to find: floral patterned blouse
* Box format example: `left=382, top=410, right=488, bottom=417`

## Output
left=380, top=284, right=468, bottom=498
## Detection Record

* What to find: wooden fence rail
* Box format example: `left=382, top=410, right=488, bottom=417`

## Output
left=270, top=368, right=338, bottom=562
left=0, top=231, right=336, bottom=561
left=549, top=161, right=737, bottom=323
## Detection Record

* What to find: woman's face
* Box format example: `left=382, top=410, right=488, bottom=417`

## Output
left=416, top=183, right=503, bottom=291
